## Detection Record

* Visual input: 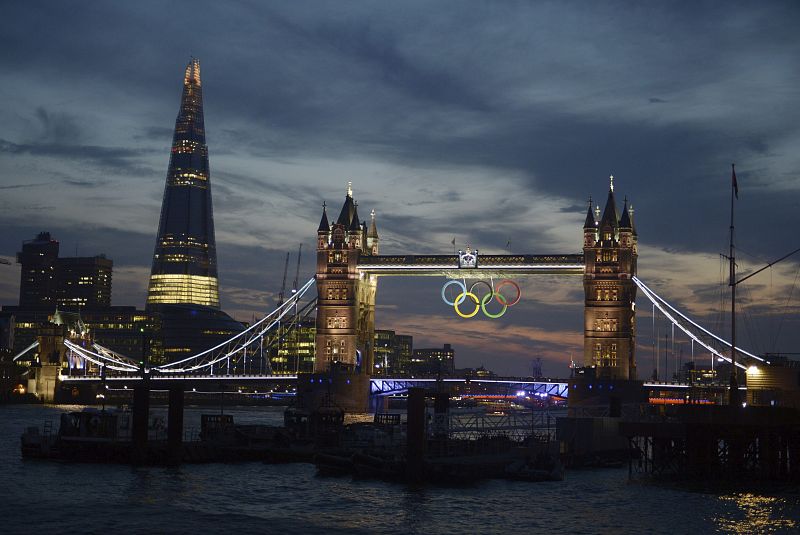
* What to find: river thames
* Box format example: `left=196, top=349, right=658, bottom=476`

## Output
left=2, top=404, right=798, bottom=534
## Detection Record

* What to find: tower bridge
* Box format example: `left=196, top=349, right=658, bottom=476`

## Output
left=310, top=177, right=639, bottom=411
left=18, top=177, right=766, bottom=409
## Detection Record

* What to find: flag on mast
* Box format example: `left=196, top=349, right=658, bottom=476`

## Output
left=732, top=163, right=738, bottom=199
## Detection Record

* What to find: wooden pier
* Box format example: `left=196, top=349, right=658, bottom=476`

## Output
left=620, top=405, right=800, bottom=483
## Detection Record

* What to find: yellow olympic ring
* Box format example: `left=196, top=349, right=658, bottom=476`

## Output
left=454, top=291, right=480, bottom=318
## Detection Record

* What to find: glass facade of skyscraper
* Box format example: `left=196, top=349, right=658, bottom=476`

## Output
left=147, top=59, right=220, bottom=309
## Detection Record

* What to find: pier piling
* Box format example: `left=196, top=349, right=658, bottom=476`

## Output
left=168, top=384, right=184, bottom=465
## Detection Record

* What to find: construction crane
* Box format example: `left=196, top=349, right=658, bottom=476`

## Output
left=277, top=252, right=290, bottom=306
left=291, top=244, right=302, bottom=294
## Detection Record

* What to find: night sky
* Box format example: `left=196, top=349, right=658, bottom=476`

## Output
left=1, top=2, right=799, bottom=376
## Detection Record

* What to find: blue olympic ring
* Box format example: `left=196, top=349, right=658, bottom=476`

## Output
left=441, top=279, right=467, bottom=306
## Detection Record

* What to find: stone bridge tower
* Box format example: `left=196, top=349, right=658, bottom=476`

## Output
left=582, top=177, right=638, bottom=380
left=314, top=184, right=379, bottom=374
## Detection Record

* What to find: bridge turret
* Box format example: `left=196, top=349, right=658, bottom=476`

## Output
left=349, top=202, right=362, bottom=249
left=317, top=202, right=330, bottom=250
left=618, top=197, right=633, bottom=249
left=367, top=209, right=380, bottom=256
left=583, top=197, right=597, bottom=248
left=583, top=176, right=638, bottom=380
left=598, top=177, right=620, bottom=245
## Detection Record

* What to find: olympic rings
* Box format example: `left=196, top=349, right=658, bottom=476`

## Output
left=441, top=280, right=467, bottom=306
left=454, top=292, right=480, bottom=318
left=441, top=279, right=521, bottom=319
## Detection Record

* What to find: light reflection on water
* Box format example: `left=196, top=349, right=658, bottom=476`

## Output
left=2, top=404, right=799, bottom=534
left=715, top=493, right=798, bottom=534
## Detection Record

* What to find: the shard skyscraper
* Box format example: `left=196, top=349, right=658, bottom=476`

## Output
left=147, top=59, right=219, bottom=310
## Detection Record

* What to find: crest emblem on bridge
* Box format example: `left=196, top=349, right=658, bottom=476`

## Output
left=458, top=248, right=478, bottom=268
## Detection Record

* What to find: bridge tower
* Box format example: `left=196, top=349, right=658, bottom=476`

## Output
left=314, top=184, right=380, bottom=374
left=583, top=177, right=638, bottom=380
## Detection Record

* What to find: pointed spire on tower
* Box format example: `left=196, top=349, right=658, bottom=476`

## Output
left=368, top=209, right=379, bottom=238
left=628, top=204, right=637, bottom=236
left=583, top=196, right=596, bottom=229
left=318, top=201, right=330, bottom=232
left=619, top=196, right=632, bottom=228
left=350, top=201, right=361, bottom=231
left=599, top=176, right=619, bottom=231
left=337, top=182, right=355, bottom=226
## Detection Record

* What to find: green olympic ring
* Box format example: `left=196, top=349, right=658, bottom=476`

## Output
left=481, top=291, right=508, bottom=318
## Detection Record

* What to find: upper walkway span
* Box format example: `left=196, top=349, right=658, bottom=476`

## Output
left=358, top=254, right=585, bottom=277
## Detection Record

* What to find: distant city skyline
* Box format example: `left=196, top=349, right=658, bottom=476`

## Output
left=1, top=2, right=799, bottom=376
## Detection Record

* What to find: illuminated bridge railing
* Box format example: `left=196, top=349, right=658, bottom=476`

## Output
left=370, top=378, right=569, bottom=398
left=633, top=276, right=767, bottom=370
left=59, top=374, right=569, bottom=398
left=358, top=254, right=584, bottom=277
left=60, top=374, right=298, bottom=383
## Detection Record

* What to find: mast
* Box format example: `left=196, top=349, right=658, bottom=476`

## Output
left=729, top=163, right=740, bottom=406
left=277, top=252, right=290, bottom=306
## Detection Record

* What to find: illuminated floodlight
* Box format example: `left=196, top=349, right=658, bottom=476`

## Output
left=746, top=365, right=759, bottom=375
left=516, top=390, right=526, bottom=397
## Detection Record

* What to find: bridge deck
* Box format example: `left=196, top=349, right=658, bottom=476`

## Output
left=358, top=254, right=584, bottom=277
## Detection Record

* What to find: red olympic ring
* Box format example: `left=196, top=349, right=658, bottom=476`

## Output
left=494, top=280, right=521, bottom=307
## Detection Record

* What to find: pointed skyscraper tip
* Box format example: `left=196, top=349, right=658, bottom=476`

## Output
left=184, top=58, right=201, bottom=86
left=318, top=202, right=330, bottom=232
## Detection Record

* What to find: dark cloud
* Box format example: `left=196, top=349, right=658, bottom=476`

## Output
left=133, top=126, right=174, bottom=142
left=62, top=178, right=110, bottom=188
left=0, top=182, right=51, bottom=190
left=0, top=138, right=153, bottom=173
left=34, top=107, right=84, bottom=144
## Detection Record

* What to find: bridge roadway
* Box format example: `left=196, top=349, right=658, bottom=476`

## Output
left=60, top=374, right=571, bottom=398
left=59, top=375, right=728, bottom=400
